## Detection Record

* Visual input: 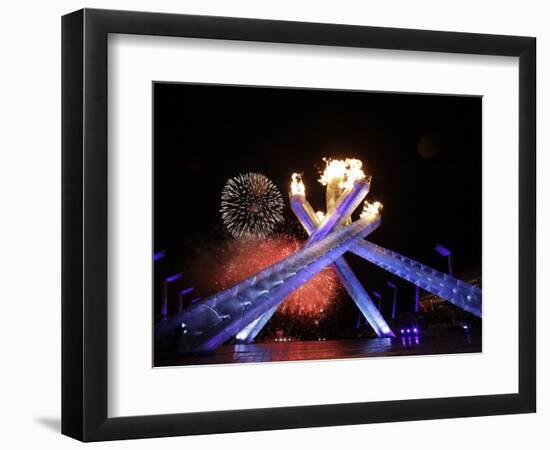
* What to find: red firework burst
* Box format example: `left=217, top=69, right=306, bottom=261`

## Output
left=211, top=235, right=341, bottom=319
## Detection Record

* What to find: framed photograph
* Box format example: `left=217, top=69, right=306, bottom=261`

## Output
left=62, top=8, right=536, bottom=441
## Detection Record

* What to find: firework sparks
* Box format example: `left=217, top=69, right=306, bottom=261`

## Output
left=192, top=235, right=341, bottom=319
left=220, top=172, right=284, bottom=240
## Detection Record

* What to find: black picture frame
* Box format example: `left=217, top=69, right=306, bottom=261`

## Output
left=62, top=8, right=536, bottom=442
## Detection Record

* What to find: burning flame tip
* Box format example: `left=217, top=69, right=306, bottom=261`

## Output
left=361, top=200, right=383, bottom=219
left=318, top=158, right=366, bottom=190
left=290, top=173, right=306, bottom=196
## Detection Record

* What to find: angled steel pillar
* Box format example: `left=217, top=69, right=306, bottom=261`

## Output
left=290, top=194, right=393, bottom=337
left=350, top=241, right=481, bottom=317
left=235, top=305, right=277, bottom=342
left=155, top=213, right=381, bottom=352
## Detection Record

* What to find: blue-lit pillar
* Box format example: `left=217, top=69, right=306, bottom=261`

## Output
left=161, top=273, right=182, bottom=318
left=434, top=243, right=454, bottom=277
left=372, top=291, right=382, bottom=312
left=387, top=281, right=398, bottom=320
left=178, top=287, right=195, bottom=313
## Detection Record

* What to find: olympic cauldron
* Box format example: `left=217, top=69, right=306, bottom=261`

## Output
left=155, top=159, right=482, bottom=352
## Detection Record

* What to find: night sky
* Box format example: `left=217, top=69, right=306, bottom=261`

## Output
left=153, top=82, right=481, bottom=332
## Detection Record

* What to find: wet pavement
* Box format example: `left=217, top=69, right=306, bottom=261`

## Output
left=155, top=331, right=481, bottom=367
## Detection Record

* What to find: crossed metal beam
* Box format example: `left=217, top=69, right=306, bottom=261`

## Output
left=236, top=181, right=393, bottom=343
left=155, top=179, right=382, bottom=352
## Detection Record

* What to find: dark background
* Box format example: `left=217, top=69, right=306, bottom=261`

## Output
left=153, top=82, right=481, bottom=335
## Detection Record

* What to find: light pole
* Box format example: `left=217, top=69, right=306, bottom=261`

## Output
left=372, top=291, right=382, bottom=312
left=355, top=311, right=363, bottom=330
left=161, top=273, right=182, bottom=318
left=387, top=281, right=398, bottom=320
left=178, top=286, right=195, bottom=313
left=414, top=285, right=420, bottom=313
left=153, top=250, right=166, bottom=261
left=434, top=244, right=454, bottom=276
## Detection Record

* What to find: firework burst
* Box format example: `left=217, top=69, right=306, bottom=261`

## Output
left=208, top=235, right=341, bottom=319
left=220, top=172, right=284, bottom=240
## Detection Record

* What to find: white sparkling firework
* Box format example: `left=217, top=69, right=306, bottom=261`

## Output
left=220, top=173, right=284, bottom=240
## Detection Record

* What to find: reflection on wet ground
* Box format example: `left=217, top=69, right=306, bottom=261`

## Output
left=155, top=332, right=481, bottom=367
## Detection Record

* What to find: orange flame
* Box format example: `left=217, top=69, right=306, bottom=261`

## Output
left=360, top=200, right=383, bottom=220
left=318, top=158, right=366, bottom=190
left=290, top=173, right=305, bottom=196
